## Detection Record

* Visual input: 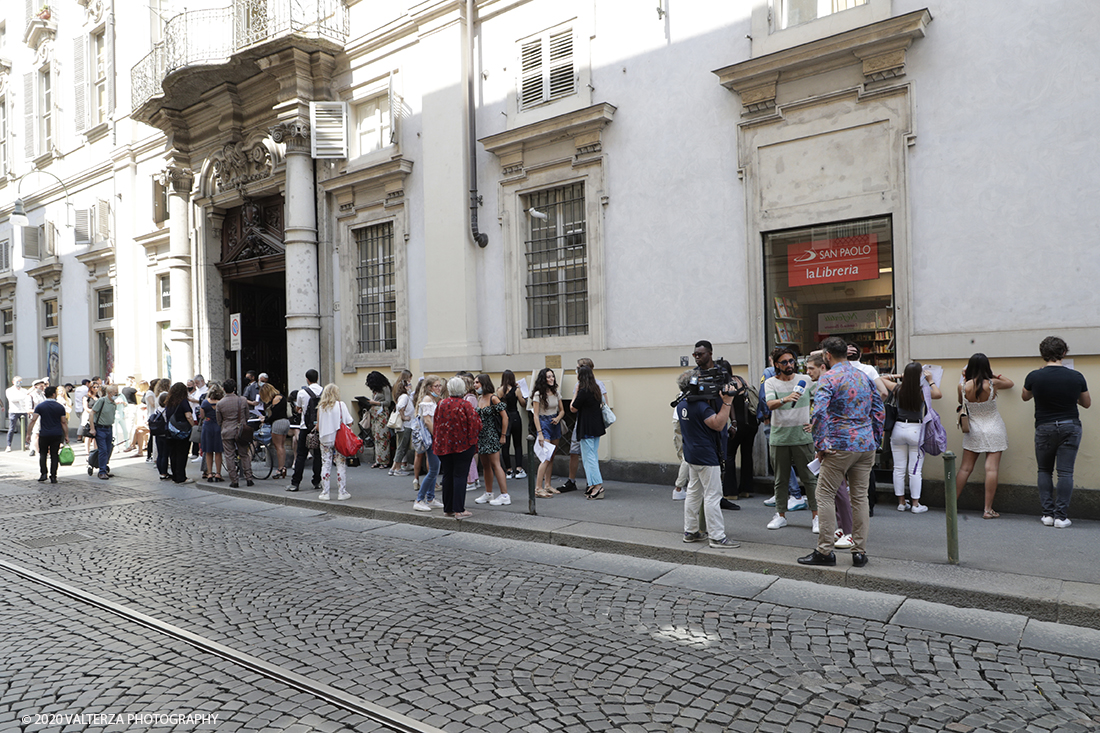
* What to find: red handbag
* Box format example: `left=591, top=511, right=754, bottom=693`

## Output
left=334, top=422, right=364, bottom=458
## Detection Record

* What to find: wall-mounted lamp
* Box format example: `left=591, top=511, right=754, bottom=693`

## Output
left=656, top=1, right=667, bottom=19
left=7, top=168, right=73, bottom=229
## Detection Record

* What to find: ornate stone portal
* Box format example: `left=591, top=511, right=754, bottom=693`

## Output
left=209, top=138, right=278, bottom=193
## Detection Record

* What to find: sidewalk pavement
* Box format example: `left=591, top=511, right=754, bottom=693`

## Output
left=5, top=443, right=1099, bottom=631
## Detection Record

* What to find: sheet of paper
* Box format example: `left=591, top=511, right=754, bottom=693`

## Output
left=926, top=365, right=944, bottom=388
left=517, top=377, right=531, bottom=399
left=1063, top=359, right=1074, bottom=370
left=806, top=457, right=821, bottom=476
left=534, top=437, right=556, bottom=463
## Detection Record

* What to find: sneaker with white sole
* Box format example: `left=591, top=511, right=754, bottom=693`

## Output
left=337, top=491, right=351, bottom=501
left=514, top=469, right=527, bottom=480
left=764, top=495, right=776, bottom=507
left=767, top=513, right=788, bottom=530
left=812, top=515, right=819, bottom=533
left=1054, top=518, right=1072, bottom=529
left=318, top=492, right=330, bottom=501
left=489, top=493, right=511, bottom=506
left=474, top=492, right=493, bottom=504
left=1041, top=515, right=1055, bottom=526
left=911, top=504, right=929, bottom=514
left=788, top=496, right=808, bottom=511
left=897, top=501, right=911, bottom=511
left=467, top=482, right=479, bottom=492
left=682, top=531, right=706, bottom=543
left=429, top=499, right=444, bottom=508
left=413, top=501, right=432, bottom=512
left=394, top=469, right=412, bottom=477
left=672, top=488, right=687, bottom=501
left=709, top=536, right=741, bottom=549
left=834, top=532, right=854, bottom=549
left=413, top=476, right=420, bottom=489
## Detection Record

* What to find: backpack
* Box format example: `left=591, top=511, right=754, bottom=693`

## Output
left=148, top=408, right=167, bottom=437
left=731, top=375, right=758, bottom=425
left=918, top=383, right=947, bottom=459
left=410, top=414, right=432, bottom=452
left=301, top=385, right=321, bottom=430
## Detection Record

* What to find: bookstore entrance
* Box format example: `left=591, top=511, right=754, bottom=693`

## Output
left=764, top=217, right=895, bottom=374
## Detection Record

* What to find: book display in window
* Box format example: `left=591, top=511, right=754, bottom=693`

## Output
left=773, top=295, right=802, bottom=347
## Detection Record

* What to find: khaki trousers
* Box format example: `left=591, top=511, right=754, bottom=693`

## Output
left=815, top=450, right=875, bottom=555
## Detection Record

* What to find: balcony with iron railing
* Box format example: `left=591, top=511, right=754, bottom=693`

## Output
left=132, top=0, right=349, bottom=121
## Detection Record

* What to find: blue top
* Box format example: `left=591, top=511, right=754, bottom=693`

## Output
left=676, top=399, right=727, bottom=466
left=34, top=400, right=67, bottom=438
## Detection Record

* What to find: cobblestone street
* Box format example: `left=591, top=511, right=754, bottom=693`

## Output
left=2, top=472, right=1099, bottom=732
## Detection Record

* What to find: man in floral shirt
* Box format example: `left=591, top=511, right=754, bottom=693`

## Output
left=799, top=336, right=884, bottom=568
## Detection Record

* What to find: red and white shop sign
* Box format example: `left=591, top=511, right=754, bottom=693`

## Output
left=787, top=234, right=879, bottom=287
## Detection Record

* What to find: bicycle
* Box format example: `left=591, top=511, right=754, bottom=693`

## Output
left=247, top=420, right=274, bottom=480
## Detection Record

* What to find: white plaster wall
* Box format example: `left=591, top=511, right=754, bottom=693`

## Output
left=902, top=0, right=1100, bottom=337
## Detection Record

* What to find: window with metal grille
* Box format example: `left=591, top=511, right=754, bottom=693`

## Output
left=520, top=28, right=575, bottom=110
left=43, top=298, right=57, bottom=329
left=355, top=222, right=396, bottom=353
left=525, top=182, right=588, bottom=338
left=96, top=288, right=113, bottom=320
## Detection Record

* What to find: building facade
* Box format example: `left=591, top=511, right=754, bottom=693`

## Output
left=1, top=0, right=1098, bottom=506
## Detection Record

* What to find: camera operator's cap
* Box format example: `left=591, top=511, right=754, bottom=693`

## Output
left=33, top=378, right=48, bottom=386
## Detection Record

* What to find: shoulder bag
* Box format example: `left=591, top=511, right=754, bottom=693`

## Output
left=335, top=421, right=364, bottom=458
left=236, top=397, right=255, bottom=447
left=385, top=408, right=404, bottom=431
left=918, top=383, right=947, bottom=459
left=956, top=387, right=971, bottom=433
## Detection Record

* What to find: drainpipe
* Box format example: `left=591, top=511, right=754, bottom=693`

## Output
left=467, top=0, right=489, bottom=248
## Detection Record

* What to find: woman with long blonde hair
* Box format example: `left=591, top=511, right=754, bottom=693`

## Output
left=413, top=375, right=445, bottom=511
left=316, top=383, right=354, bottom=500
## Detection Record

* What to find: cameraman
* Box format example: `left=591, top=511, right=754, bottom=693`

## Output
left=676, top=359, right=741, bottom=550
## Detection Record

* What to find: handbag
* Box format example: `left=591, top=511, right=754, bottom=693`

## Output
left=883, top=387, right=899, bottom=434
left=957, top=402, right=970, bottom=433
left=78, top=423, right=93, bottom=438
left=918, top=383, right=947, bottom=458
left=236, top=398, right=254, bottom=446
left=335, top=422, right=364, bottom=458
left=306, top=427, right=320, bottom=452
left=58, top=444, right=75, bottom=466
left=385, top=409, right=403, bottom=431
left=601, top=402, right=617, bottom=428
left=167, top=408, right=191, bottom=440
left=190, top=425, right=202, bottom=443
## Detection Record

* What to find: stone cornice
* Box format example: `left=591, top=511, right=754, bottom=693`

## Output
left=26, top=258, right=63, bottom=291
left=0, top=273, right=17, bottom=299
left=75, top=244, right=115, bottom=274
left=713, top=9, right=931, bottom=114
left=480, top=103, right=616, bottom=177
left=322, top=156, right=414, bottom=214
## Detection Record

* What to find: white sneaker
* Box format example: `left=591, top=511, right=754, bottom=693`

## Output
left=337, top=491, right=351, bottom=500
left=394, top=469, right=412, bottom=477
left=812, top=515, right=819, bottom=533
left=834, top=533, right=854, bottom=549
left=429, top=499, right=444, bottom=508
left=672, top=488, right=687, bottom=501
left=318, top=492, right=330, bottom=501
left=190, top=456, right=201, bottom=463
left=1054, top=518, right=1072, bottom=529
left=413, top=501, right=432, bottom=512
left=1041, top=515, right=1055, bottom=526
left=788, top=496, right=808, bottom=511
left=763, top=495, right=776, bottom=507
left=490, top=493, right=511, bottom=506
left=413, top=477, right=420, bottom=489
left=897, top=501, right=910, bottom=511
left=467, top=481, right=479, bottom=492
left=474, top=491, right=493, bottom=504
left=911, top=504, right=929, bottom=514
left=514, top=469, right=527, bottom=479
left=767, top=513, right=787, bottom=530
left=4, top=446, right=10, bottom=452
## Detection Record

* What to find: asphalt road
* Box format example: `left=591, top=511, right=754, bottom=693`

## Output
left=1, top=471, right=1098, bottom=732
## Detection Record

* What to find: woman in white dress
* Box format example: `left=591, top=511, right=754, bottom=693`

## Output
left=955, top=353, right=1014, bottom=518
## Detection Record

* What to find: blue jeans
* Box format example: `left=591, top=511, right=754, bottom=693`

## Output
left=1035, top=421, right=1081, bottom=521
left=7, top=413, right=26, bottom=448
left=417, top=450, right=440, bottom=503
left=579, top=437, right=602, bottom=486
left=94, top=424, right=114, bottom=475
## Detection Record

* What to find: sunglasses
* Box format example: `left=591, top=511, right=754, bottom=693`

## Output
left=777, top=359, right=796, bottom=365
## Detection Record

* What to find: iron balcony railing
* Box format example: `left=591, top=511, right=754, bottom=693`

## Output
left=132, top=0, right=349, bottom=110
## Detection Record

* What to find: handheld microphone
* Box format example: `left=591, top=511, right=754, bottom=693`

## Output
left=792, top=380, right=807, bottom=397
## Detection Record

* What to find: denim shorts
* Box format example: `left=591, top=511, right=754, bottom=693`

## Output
left=539, top=416, right=561, bottom=441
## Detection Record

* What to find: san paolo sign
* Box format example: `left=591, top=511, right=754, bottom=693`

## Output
left=787, top=234, right=879, bottom=287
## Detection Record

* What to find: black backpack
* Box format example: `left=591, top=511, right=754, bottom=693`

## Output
left=302, top=386, right=321, bottom=430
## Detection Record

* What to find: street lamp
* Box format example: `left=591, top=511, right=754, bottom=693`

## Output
left=7, top=168, right=73, bottom=228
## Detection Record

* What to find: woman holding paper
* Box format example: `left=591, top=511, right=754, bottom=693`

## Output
left=531, top=368, right=565, bottom=498
left=497, top=370, right=527, bottom=479
left=955, top=353, right=1013, bottom=519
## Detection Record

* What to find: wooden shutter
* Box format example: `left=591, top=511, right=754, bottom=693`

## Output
left=23, top=73, right=35, bottom=159
left=0, top=240, right=10, bottom=271
left=519, top=38, right=543, bottom=109
left=106, top=13, right=116, bottom=117
left=22, top=226, right=40, bottom=259
left=95, top=199, right=110, bottom=241
left=547, top=30, right=574, bottom=100
left=310, top=101, right=348, bottom=159
left=75, top=209, right=92, bottom=245
left=44, top=222, right=57, bottom=257
left=74, top=36, right=88, bottom=133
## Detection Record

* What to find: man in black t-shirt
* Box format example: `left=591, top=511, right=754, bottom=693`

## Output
left=28, top=385, right=69, bottom=483
left=1022, top=336, right=1091, bottom=528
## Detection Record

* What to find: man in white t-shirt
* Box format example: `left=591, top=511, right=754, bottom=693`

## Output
left=287, top=369, right=323, bottom=492
left=561, top=357, right=607, bottom=493
left=6, top=377, right=30, bottom=452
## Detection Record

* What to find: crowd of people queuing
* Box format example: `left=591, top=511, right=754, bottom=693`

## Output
left=3, top=334, right=1091, bottom=541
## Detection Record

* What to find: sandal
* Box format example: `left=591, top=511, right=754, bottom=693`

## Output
left=454, top=511, right=473, bottom=519
left=982, top=510, right=1000, bottom=519
left=213, top=476, right=224, bottom=483
left=535, top=488, right=554, bottom=498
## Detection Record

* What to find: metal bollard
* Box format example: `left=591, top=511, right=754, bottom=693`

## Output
left=943, top=451, right=959, bottom=565
left=526, top=434, right=537, bottom=515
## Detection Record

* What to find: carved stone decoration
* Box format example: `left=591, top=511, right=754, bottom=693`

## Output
left=159, top=165, right=195, bottom=196
left=210, top=139, right=274, bottom=193
left=270, top=119, right=311, bottom=154
left=77, top=0, right=107, bottom=24
left=217, top=194, right=287, bottom=278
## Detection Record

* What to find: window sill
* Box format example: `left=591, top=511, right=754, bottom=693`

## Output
left=33, top=150, right=56, bottom=169
left=84, top=122, right=110, bottom=143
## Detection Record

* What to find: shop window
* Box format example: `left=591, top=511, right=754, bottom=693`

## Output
left=96, top=287, right=113, bottom=320
left=525, top=182, right=587, bottom=338
left=43, top=298, right=57, bottom=329
left=763, top=217, right=894, bottom=374
left=158, top=274, right=170, bottom=310
left=354, top=221, right=396, bottom=353
left=97, top=331, right=113, bottom=382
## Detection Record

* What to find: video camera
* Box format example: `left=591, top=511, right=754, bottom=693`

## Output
left=671, top=358, right=743, bottom=406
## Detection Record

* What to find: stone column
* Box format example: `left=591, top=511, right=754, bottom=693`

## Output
left=161, top=164, right=194, bottom=381
left=270, top=118, right=320, bottom=384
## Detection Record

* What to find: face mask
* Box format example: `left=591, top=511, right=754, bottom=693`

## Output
left=476, top=387, right=484, bottom=395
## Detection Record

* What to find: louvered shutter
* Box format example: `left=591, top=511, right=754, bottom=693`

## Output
left=310, top=101, right=348, bottom=159
left=0, top=240, right=10, bottom=271
left=387, top=72, right=397, bottom=145
left=547, top=30, right=574, bottom=100
left=75, top=209, right=92, bottom=245
left=23, top=226, right=40, bottom=259
left=23, top=73, right=35, bottom=159
left=95, top=199, right=110, bottom=241
left=105, top=13, right=116, bottom=117
left=519, top=38, right=543, bottom=109
left=45, top=222, right=57, bottom=257
left=74, top=36, right=88, bottom=133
